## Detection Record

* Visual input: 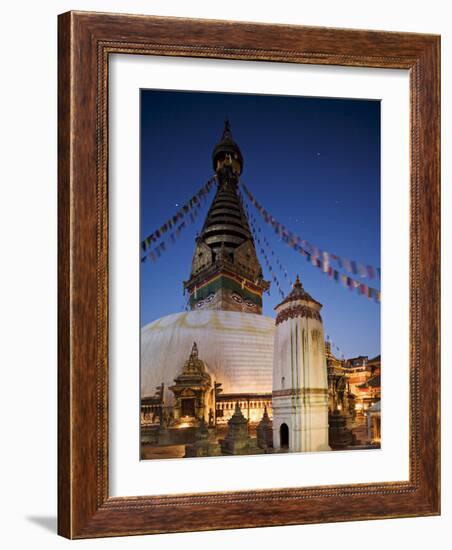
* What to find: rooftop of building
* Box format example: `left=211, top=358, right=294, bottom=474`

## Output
left=358, top=374, right=381, bottom=389
left=275, top=275, right=322, bottom=309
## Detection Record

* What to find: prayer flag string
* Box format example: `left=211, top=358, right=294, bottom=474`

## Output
left=241, top=182, right=380, bottom=304
left=246, top=206, right=286, bottom=299
left=252, top=231, right=286, bottom=299
left=141, top=176, right=216, bottom=252
left=240, top=180, right=380, bottom=281
left=141, top=199, right=204, bottom=264
left=245, top=206, right=293, bottom=296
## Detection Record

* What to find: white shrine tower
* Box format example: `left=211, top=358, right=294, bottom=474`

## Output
left=272, top=275, right=330, bottom=452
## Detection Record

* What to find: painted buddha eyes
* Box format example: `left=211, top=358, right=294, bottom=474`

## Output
left=196, top=293, right=255, bottom=308
left=231, top=293, right=256, bottom=309
left=231, top=293, right=243, bottom=304
left=196, top=293, right=215, bottom=308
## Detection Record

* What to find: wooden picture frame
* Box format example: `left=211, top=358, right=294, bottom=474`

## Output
left=58, top=11, right=440, bottom=538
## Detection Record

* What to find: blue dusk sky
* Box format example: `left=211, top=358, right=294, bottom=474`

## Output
left=140, top=89, right=380, bottom=360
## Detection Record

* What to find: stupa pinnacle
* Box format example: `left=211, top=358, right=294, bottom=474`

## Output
left=184, top=121, right=269, bottom=313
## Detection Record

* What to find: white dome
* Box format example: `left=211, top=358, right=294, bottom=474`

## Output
left=141, top=310, right=275, bottom=403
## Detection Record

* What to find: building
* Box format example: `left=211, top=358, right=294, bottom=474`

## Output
left=272, top=276, right=330, bottom=452
left=342, top=354, right=380, bottom=415
left=326, top=345, right=381, bottom=444
left=367, top=400, right=381, bottom=444
left=325, top=341, right=351, bottom=414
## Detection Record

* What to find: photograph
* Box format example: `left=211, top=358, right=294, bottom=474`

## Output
left=139, top=89, right=381, bottom=460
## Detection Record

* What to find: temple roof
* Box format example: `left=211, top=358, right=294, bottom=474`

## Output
left=170, top=342, right=212, bottom=389
left=358, top=374, right=381, bottom=389
left=275, top=275, right=322, bottom=309
left=181, top=342, right=208, bottom=375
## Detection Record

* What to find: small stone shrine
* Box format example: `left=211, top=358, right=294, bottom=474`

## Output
left=185, top=419, right=221, bottom=457
left=220, top=403, right=263, bottom=455
left=328, top=410, right=355, bottom=449
left=256, top=407, right=273, bottom=450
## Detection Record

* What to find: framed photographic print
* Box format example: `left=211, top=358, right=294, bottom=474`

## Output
left=58, top=11, right=440, bottom=538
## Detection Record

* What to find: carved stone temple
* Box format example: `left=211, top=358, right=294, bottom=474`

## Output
left=169, top=342, right=217, bottom=427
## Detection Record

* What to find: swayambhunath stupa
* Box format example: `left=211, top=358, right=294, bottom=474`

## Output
left=140, top=119, right=381, bottom=459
